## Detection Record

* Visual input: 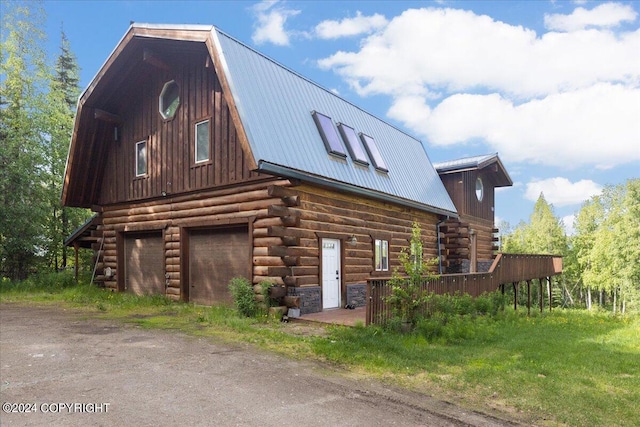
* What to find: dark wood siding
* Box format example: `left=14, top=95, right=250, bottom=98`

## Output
left=97, top=41, right=259, bottom=206
left=440, top=170, right=495, bottom=223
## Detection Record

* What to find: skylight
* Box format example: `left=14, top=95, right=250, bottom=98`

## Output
left=338, top=123, right=369, bottom=166
left=359, top=133, right=388, bottom=172
left=312, top=111, right=346, bottom=158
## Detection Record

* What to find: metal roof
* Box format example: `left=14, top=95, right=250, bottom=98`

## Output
left=433, top=153, right=513, bottom=187
left=212, top=28, right=457, bottom=217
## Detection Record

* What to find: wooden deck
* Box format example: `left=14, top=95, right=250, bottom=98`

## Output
left=296, top=307, right=366, bottom=327
left=367, top=253, right=563, bottom=326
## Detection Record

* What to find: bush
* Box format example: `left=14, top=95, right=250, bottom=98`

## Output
left=0, top=270, right=78, bottom=293
left=228, top=277, right=257, bottom=317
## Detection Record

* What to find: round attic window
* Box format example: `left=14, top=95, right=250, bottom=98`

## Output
left=475, top=177, right=484, bottom=202
left=159, top=80, right=180, bottom=120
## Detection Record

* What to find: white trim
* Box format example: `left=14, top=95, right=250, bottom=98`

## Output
left=194, top=119, right=210, bottom=163
left=135, top=140, right=147, bottom=177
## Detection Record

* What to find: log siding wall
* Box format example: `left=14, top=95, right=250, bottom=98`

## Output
left=93, top=180, right=448, bottom=310
left=95, top=179, right=286, bottom=298
left=264, top=184, right=441, bottom=305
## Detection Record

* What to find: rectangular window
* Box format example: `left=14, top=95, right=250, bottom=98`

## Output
left=374, top=239, right=389, bottom=272
left=312, top=111, right=346, bottom=158
left=338, top=123, right=369, bottom=166
left=195, top=119, right=210, bottom=163
left=359, top=133, right=388, bottom=172
left=135, top=140, right=147, bottom=177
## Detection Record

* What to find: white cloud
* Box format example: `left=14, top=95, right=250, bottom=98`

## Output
left=395, top=83, right=640, bottom=168
left=251, top=0, right=300, bottom=46
left=562, top=214, right=576, bottom=236
left=544, top=2, right=637, bottom=32
left=317, top=6, right=640, bottom=169
left=315, top=11, right=388, bottom=39
left=319, top=8, right=639, bottom=98
left=524, top=177, right=602, bottom=207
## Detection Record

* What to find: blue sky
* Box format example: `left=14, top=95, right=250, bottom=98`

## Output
left=42, top=0, right=639, bottom=233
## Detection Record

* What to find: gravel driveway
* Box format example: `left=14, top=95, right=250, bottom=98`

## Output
left=0, top=304, right=515, bottom=426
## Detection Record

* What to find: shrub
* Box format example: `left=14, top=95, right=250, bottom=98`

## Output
left=228, top=277, right=257, bottom=317
left=384, top=222, right=439, bottom=329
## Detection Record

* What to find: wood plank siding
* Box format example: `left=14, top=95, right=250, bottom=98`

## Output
left=96, top=39, right=261, bottom=206
left=439, top=169, right=496, bottom=222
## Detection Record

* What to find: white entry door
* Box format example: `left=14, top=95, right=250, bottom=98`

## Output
left=322, top=238, right=341, bottom=309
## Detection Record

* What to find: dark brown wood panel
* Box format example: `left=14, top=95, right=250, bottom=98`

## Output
left=123, top=232, right=165, bottom=295
left=97, top=40, right=261, bottom=206
left=188, top=227, right=250, bottom=306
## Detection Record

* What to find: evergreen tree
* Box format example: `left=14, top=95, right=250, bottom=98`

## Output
left=42, top=28, right=87, bottom=270
left=0, top=2, right=49, bottom=279
left=502, top=193, right=566, bottom=255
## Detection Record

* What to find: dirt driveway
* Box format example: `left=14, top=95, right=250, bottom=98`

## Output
left=0, top=304, right=515, bottom=426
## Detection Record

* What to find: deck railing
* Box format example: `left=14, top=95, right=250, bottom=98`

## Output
left=366, top=253, right=562, bottom=325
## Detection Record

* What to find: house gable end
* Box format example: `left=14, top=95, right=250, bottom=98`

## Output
left=62, top=26, right=261, bottom=208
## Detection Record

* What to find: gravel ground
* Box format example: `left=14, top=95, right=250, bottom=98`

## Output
left=0, top=303, right=517, bottom=427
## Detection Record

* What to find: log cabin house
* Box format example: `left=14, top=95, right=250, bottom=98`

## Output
left=63, top=24, right=533, bottom=314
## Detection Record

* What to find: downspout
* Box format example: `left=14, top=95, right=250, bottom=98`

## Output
left=436, top=217, right=448, bottom=275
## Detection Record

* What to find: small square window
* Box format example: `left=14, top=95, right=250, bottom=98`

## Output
left=375, top=239, right=389, bottom=272
left=136, top=140, right=147, bottom=177
left=195, top=120, right=210, bottom=163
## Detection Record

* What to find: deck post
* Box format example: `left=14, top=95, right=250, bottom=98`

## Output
left=513, top=282, right=518, bottom=311
left=73, top=242, right=80, bottom=282
left=365, top=281, right=371, bottom=326
left=539, top=278, right=544, bottom=312
left=548, top=277, right=552, bottom=311
left=527, top=280, right=531, bottom=316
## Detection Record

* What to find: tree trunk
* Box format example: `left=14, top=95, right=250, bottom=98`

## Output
left=612, top=287, right=617, bottom=315
left=586, top=286, right=592, bottom=311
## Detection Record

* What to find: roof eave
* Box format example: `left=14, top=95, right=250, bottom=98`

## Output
left=258, top=161, right=458, bottom=218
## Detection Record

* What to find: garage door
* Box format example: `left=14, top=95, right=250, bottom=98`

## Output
left=188, top=227, right=249, bottom=306
left=124, top=232, right=165, bottom=296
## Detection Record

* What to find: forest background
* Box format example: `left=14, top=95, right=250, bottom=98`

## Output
left=1, top=2, right=638, bottom=313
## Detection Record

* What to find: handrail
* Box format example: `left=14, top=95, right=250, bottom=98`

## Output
left=366, top=253, right=563, bottom=325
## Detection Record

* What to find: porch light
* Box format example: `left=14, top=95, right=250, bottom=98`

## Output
left=347, top=235, right=358, bottom=246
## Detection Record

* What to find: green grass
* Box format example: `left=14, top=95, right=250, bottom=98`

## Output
left=2, top=274, right=638, bottom=426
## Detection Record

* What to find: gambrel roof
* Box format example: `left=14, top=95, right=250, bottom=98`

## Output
left=63, top=23, right=457, bottom=216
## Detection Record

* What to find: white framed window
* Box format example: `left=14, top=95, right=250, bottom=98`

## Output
left=135, top=140, right=147, bottom=177
left=374, top=239, right=389, bottom=272
left=195, top=119, right=210, bottom=163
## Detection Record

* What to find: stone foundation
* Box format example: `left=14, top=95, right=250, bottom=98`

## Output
left=287, top=286, right=321, bottom=314
left=445, top=259, right=494, bottom=274
left=346, top=283, right=367, bottom=308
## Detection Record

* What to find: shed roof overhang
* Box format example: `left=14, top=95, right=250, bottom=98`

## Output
left=64, top=214, right=101, bottom=248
